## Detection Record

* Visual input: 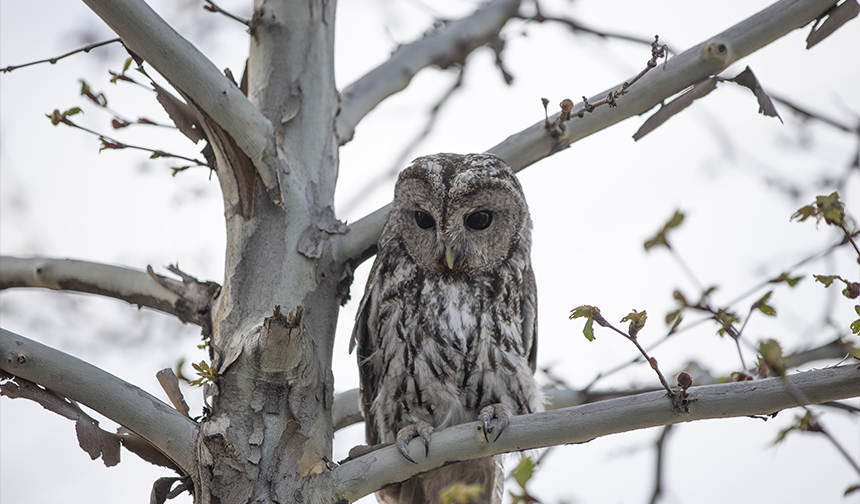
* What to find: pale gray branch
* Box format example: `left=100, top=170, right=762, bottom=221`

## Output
left=331, top=337, right=855, bottom=429
left=0, top=329, right=198, bottom=474
left=330, top=365, right=860, bottom=502
left=335, top=0, right=521, bottom=144
left=488, top=0, right=840, bottom=169
left=0, top=256, right=217, bottom=332
left=81, top=0, right=280, bottom=196
left=335, top=0, right=842, bottom=265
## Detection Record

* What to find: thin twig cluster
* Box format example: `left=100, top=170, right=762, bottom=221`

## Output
left=543, top=35, right=668, bottom=138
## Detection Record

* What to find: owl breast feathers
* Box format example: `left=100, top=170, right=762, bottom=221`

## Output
left=350, top=153, right=543, bottom=504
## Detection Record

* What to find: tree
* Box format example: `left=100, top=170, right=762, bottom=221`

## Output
left=1, top=0, right=859, bottom=503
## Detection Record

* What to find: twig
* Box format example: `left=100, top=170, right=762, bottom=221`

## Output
left=780, top=379, right=860, bottom=477
left=649, top=424, right=674, bottom=504
left=544, top=35, right=668, bottom=138
left=581, top=239, right=848, bottom=392
left=48, top=112, right=208, bottom=167
left=769, top=92, right=860, bottom=136
left=340, top=67, right=464, bottom=215
left=571, top=307, right=684, bottom=411
left=0, top=38, right=122, bottom=73
left=522, top=2, right=669, bottom=50
left=202, top=0, right=250, bottom=27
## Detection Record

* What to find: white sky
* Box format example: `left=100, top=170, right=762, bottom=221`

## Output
left=1, top=1, right=858, bottom=503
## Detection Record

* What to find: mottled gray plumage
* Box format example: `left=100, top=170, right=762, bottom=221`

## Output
left=350, top=153, right=543, bottom=504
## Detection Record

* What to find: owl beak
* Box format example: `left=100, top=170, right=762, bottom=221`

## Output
left=445, top=246, right=456, bottom=270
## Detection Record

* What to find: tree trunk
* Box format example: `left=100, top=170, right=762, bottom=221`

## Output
left=197, top=1, right=342, bottom=502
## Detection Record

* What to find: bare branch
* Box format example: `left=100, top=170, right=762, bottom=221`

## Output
left=335, top=0, right=521, bottom=144
left=330, top=365, right=860, bottom=502
left=522, top=3, right=669, bottom=49
left=339, top=68, right=465, bottom=215
left=0, top=256, right=218, bottom=333
left=331, top=337, right=855, bottom=430
left=81, top=0, right=281, bottom=202
left=333, top=388, right=362, bottom=432
left=0, top=38, right=122, bottom=73
left=336, top=0, right=844, bottom=267
left=649, top=424, right=674, bottom=504
left=0, top=329, right=199, bottom=474
left=489, top=0, right=842, bottom=170
left=202, top=0, right=250, bottom=26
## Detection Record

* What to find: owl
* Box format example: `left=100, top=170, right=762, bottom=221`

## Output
left=350, top=153, right=543, bottom=504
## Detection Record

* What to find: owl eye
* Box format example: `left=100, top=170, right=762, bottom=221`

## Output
left=414, top=211, right=436, bottom=229
left=465, top=210, right=493, bottom=230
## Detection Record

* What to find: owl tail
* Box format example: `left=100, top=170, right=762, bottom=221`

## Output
left=377, top=456, right=503, bottom=504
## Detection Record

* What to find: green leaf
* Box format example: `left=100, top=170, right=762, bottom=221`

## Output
left=815, top=192, right=844, bottom=226
left=620, top=309, right=647, bottom=337
left=752, top=291, right=777, bottom=316
left=439, top=483, right=483, bottom=504
left=668, top=313, right=683, bottom=334
left=791, top=192, right=845, bottom=227
left=644, top=210, right=685, bottom=251
left=813, top=274, right=838, bottom=287
left=843, top=282, right=860, bottom=299
left=122, top=57, right=133, bottom=73
left=64, top=107, right=83, bottom=117
left=510, top=457, right=535, bottom=489
left=665, top=210, right=685, bottom=229
left=583, top=317, right=595, bottom=342
left=757, top=304, right=777, bottom=316
left=569, top=305, right=596, bottom=320
left=851, top=305, right=860, bottom=335
left=790, top=204, right=816, bottom=222
left=714, top=310, right=739, bottom=337
left=768, top=272, right=803, bottom=287
left=758, top=338, right=786, bottom=377
left=672, top=290, right=688, bottom=306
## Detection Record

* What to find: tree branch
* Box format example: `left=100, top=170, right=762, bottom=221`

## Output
left=488, top=0, right=840, bottom=170
left=331, top=337, right=855, bottom=430
left=0, top=256, right=219, bottom=333
left=335, top=0, right=521, bottom=144
left=81, top=0, right=281, bottom=201
left=334, top=0, right=843, bottom=265
left=329, top=365, right=860, bottom=502
left=0, top=329, right=199, bottom=474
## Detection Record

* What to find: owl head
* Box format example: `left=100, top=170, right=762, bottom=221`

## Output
left=382, top=153, right=531, bottom=275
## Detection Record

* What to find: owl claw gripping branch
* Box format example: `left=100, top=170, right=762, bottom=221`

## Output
left=395, top=421, right=434, bottom=464
left=351, top=153, right=544, bottom=504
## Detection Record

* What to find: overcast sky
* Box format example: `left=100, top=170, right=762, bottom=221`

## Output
left=1, top=1, right=858, bottom=503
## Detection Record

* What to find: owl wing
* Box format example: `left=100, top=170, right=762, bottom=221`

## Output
left=522, top=262, right=538, bottom=373
left=350, top=267, right=382, bottom=446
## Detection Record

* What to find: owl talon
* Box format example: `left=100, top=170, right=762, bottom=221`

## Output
left=395, top=421, right=434, bottom=463
left=397, top=440, right=418, bottom=464
left=479, top=403, right=513, bottom=442
left=494, top=414, right=509, bottom=442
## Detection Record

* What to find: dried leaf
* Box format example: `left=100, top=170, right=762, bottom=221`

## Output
left=807, top=0, right=860, bottom=49
left=633, top=77, right=717, bottom=140
left=153, top=83, right=205, bottom=143
left=726, top=66, right=782, bottom=123
left=156, top=368, right=191, bottom=418
left=150, top=477, right=183, bottom=504
left=118, top=427, right=179, bottom=470
left=75, top=417, right=121, bottom=467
